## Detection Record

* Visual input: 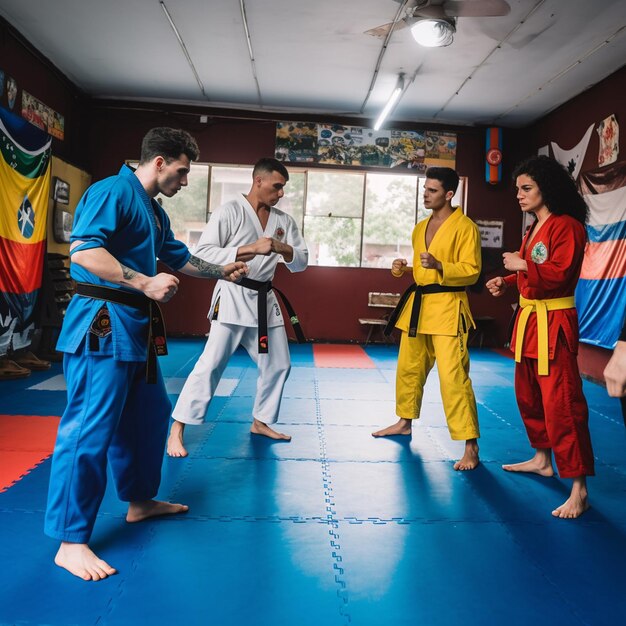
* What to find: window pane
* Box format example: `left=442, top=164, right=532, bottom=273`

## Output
left=306, top=171, right=364, bottom=217
left=362, top=173, right=417, bottom=268
left=157, top=163, right=209, bottom=247
left=209, top=166, right=253, bottom=212
left=304, top=216, right=361, bottom=266
left=276, top=171, right=305, bottom=229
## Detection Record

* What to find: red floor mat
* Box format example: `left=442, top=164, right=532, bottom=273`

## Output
left=0, top=414, right=60, bottom=492
left=312, top=344, right=375, bottom=368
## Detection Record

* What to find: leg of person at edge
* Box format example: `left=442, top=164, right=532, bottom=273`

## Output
left=372, top=167, right=481, bottom=472
left=604, top=311, right=626, bottom=428
left=44, top=127, right=248, bottom=581
left=487, top=155, right=595, bottom=519
left=167, top=157, right=308, bottom=457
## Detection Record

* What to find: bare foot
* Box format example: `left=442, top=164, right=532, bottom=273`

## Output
left=167, top=420, right=188, bottom=458
left=372, top=418, right=412, bottom=438
left=502, top=449, right=554, bottom=477
left=453, top=439, right=479, bottom=470
left=250, top=418, right=291, bottom=441
left=54, top=542, right=117, bottom=581
left=126, top=500, right=189, bottom=523
left=552, top=495, right=590, bottom=519
left=552, top=477, right=589, bottom=519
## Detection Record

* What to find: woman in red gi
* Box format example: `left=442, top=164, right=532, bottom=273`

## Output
left=486, top=155, right=594, bottom=519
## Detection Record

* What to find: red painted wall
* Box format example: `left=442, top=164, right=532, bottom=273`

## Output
left=90, top=106, right=526, bottom=346
left=525, top=66, right=626, bottom=382
left=529, top=65, right=626, bottom=175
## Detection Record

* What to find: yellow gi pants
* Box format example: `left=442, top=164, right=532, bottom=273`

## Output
left=396, top=328, right=480, bottom=440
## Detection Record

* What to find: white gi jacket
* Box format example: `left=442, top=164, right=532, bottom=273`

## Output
left=194, top=194, right=308, bottom=327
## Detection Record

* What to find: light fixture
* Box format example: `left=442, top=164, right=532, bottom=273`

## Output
left=373, top=74, right=405, bottom=131
left=410, top=18, right=456, bottom=47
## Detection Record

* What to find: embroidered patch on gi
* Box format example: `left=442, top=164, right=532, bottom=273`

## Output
left=274, top=227, right=285, bottom=240
left=531, top=241, right=548, bottom=264
left=90, top=306, right=112, bottom=337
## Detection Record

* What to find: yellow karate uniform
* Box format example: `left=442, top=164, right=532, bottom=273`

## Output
left=395, top=207, right=481, bottom=440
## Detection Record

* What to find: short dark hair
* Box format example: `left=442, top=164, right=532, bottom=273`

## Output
left=139, top=127, right=200, bottom=164
left=425, top=167, right=459, bottom=195
left=253, top=157, right=289, bottom=182
left=512, top=155, right=588, bottom=225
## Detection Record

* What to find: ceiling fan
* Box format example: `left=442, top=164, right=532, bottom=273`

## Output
left=365, top=0, right=511, bottom=44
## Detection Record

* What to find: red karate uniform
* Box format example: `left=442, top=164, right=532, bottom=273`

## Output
left=504, top=214, right=594, bottom=478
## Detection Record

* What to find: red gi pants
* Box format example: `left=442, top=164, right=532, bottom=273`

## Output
left=514, top=337, right=594, bottom=478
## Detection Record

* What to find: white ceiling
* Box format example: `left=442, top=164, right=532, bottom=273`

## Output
left=2, top=0, right=625, bottom=128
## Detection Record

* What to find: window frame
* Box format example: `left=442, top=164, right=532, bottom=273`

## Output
left=127, top=159, right=468, bottom=267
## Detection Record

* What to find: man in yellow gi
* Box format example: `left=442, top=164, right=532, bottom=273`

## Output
left=372, top=167, right=481, bottom=471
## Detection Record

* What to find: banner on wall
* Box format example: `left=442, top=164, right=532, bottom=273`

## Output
left=274, top=121, right=456, bottom=171
left=576, top=160, right=626, bottom=349
left=0, top=106, right=52, bottom=355
left=21, top=90, right=65, bottom=141
left=551, top=124, right=594, bottom=180
left=485, top=127, right=503, bottom=184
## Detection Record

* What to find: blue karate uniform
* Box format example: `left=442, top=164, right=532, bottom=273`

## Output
left=45, top=165, right=190, bottom=543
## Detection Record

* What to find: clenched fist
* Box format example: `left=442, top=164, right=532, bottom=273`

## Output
left=144, top=273, right=180, bottom=302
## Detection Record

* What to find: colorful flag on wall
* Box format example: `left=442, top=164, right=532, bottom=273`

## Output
left=0, top=106, right=52, bottom=354
left=485, top=127, right=503, bottom=185
left=576, top=159, right=626, bottom=348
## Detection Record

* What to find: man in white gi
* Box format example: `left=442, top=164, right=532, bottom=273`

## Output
left=167, top=158, right=308, bottom=456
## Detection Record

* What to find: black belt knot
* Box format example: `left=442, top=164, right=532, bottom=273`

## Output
left=237, top=277, right=306, bottom=353
left=384, top=283, right=466, bottom=337
left=74, top=282, right=166, bottom=384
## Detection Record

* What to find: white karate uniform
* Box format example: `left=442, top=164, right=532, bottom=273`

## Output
left=172, top=194, right=308, bottom=425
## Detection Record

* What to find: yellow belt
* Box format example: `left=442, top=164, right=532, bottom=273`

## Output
left=515, top=295, right=576, bottom=376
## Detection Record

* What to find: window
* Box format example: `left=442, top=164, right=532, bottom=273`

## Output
left=304, top=171, right=364, bottom=266
left=159, top=163, right=209, bottom=246
left=208, top=166, right=252, bottom=215
left=128, top=160, right=466, bottom=266
left=362, top=173, right=418, bottom=268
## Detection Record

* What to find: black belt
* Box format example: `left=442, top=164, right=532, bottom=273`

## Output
left=384, top=283, right=466, bottom=337
left=74, top=282, right=166, bottom=384
left=237, top=277, right=306, bottom=353
left=506, top=303, right=520, bottom=348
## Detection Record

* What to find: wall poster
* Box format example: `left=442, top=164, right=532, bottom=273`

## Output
left=275, top=121, right=456, bottom=171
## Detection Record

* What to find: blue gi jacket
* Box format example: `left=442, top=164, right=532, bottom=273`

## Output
left=57, top=165, right=190, bottom=361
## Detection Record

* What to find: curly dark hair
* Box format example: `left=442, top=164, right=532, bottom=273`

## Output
left=512, top=155, right=588, bottom=225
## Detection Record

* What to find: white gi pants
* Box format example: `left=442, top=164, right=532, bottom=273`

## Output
left=172, top=321, right=291, bottom=425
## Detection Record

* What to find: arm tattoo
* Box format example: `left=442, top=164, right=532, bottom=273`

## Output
left=189, top=255, right=223, bottom=279
left=120, top=263, right=137, bottom=280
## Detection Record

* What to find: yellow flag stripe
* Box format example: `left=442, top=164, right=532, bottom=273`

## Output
left=0, top=154, right=50, bottom=243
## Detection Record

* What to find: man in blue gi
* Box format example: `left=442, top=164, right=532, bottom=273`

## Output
left=45, top=127, right=248, bottom=581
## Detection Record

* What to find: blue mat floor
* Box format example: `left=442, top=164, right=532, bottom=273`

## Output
left=1, top=339, right=625, bottom=626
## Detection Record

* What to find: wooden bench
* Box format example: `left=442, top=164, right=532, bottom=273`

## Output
left=358, top=292, right=401, bottom=344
